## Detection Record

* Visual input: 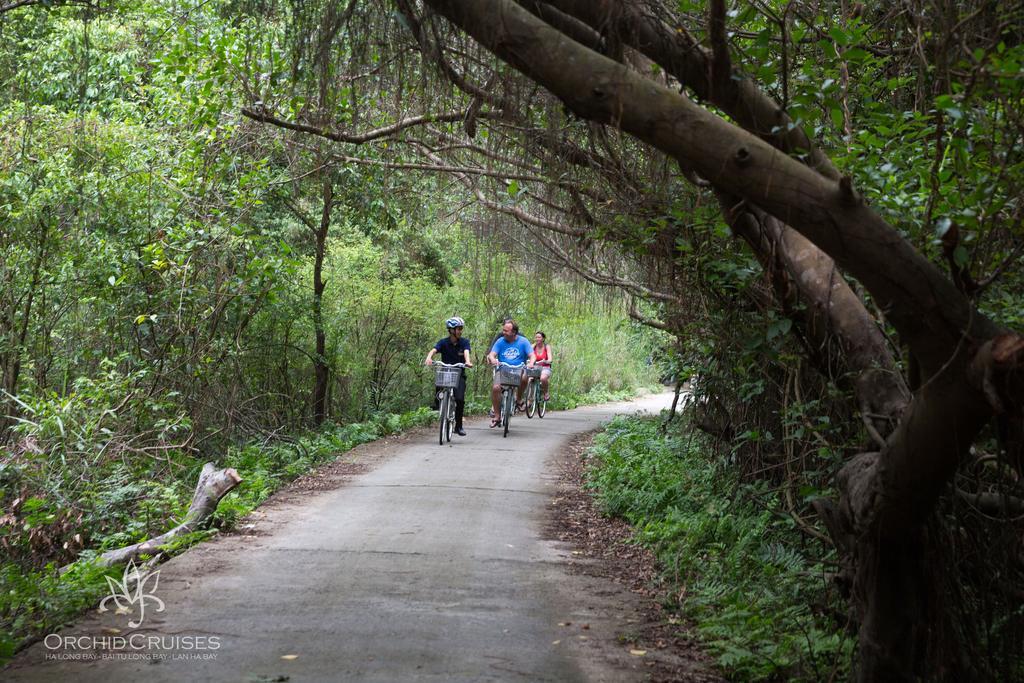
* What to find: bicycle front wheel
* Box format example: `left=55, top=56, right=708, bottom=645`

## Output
left=503, top=388, right=513, bottom=438
left=445, top=390, right=454, bottom=442
left=537, top=384, right=547, bottom=418
left=525, top=379, right=536, bottom=418
left=438, top=391, right=449, bottom=445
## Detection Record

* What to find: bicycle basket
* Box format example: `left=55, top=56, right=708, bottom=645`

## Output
left=435, top=365, right=461, bottom=388
left=525, top=366, right=542, bottom=379
left=498, top=366, right=523, bottom=386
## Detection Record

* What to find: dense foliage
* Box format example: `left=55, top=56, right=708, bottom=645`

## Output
left=0, top=1, right=660, bottom=661
left=2, top=0, right=1023, bottom=678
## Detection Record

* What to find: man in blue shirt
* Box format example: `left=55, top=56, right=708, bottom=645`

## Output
left=424, top=316, right=473, bottom=435
left=486, top=319, right=535, bottom=427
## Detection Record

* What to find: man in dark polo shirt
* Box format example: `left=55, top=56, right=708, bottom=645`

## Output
left=423, top=316, right=473, bottom=435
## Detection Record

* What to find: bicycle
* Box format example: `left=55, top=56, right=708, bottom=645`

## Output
left=432, top=361, right=466, bottom=445
left=524, top=362, right=551, bottom=418
left=494, top=362, right=525, bottom=438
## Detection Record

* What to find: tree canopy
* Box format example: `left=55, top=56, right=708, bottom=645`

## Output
left=2, top=1, right=1023, bottom=679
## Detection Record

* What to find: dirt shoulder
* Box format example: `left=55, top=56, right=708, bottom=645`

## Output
left=545, top=430, right=724, bottom=683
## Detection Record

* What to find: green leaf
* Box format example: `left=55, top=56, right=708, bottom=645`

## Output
left=767, top=318, right=792, bottom=340
left=935, top=94, right=962, bottom=118
left=828, top=26, right=850, bottom=46
left=843, top=47, right=869, bottom=62
left=830, top=107, right=844, bottom=130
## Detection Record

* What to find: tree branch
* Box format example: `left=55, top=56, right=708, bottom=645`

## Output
left=708, top=0, right=732, bottom=93
left=0, top=0, right=95, bottom=14
left=241, top=107, right=503, bottom=145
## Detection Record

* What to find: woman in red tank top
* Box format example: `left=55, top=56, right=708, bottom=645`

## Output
left=533, top=331, right=553, bottom=401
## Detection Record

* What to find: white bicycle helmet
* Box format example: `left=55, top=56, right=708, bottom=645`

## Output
left=445, top=316, right=465, bottom=330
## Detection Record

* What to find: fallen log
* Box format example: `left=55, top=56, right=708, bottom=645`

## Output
left=94, top=462, right=242, bottom=568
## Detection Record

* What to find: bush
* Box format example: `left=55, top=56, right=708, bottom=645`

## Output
left=586, top=415, right=853, bottom=681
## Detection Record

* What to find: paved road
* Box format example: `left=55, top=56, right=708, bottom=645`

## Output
left=7, top=393, right=673, bottom=682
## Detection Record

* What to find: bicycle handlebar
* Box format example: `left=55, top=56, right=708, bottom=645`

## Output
left=431, top=361, right=468, bottom=368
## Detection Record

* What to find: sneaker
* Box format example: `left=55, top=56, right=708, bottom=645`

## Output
left=455, top=428, right=467, bottom=436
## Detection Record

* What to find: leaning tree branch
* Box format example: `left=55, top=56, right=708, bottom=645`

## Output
left=91, top=463, right=241, bottom=568
left=519, top=0, right=604, bottom=53
left=0, top=0, right=39, bottom=11
left=325, top=149, right=572, bottom=186
left=280, top=194, right=320, bottom=233
left=397, top=10, right=648, bottom=199
left=975, top=236, right=1024, bottom=295
left=241, top=107, right=503, bottom=145
left=718, top=192, right=910, bottom=437
left=504, top=216, right=685, bottom=307
left=628, top=300, right=676, bottom=333
left=424, top=130, right=547, bottom=175
left=955, top=487, right=1024, bottom=517
left=544, top=0, right=839, bottom=178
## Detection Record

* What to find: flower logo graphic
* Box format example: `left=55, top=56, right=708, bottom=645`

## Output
left=97, top=559, right=166, bottom=628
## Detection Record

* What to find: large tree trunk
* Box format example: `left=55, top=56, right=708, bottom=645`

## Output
left=724, top=200, right=909, bottom=439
